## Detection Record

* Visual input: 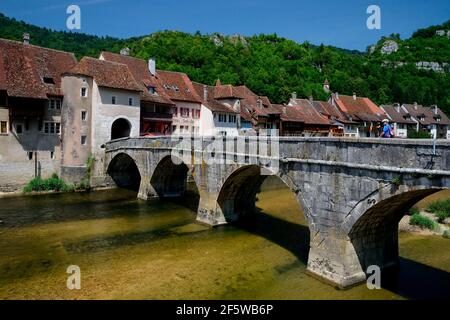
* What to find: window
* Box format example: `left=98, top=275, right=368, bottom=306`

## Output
left=48, top=98, right=61, bottom=110
left=218, top=114, right=226, bottom=122
left=112, top=96, right=117, bottom=105
left=193, top=109, right=200, bottom=119
left=147, top=86, right=156, bottom=94
left=128, top=97, right=134, bottom=106
left=172, top=107, right=178, bottom=116
left=181, top=108, right=189, bottom=118
left=81, top=87, right=88, bottom=97
left=50, top=152, right=55, bottom=159
left=172, top=125, right=177, bottom=133
left=44, top=122, right=61, bottom=134
left=28, top=152, right=33, bottom=160
left=0, top=121, right=7, bottom=134
left=229, top=115, right=236, bottom=123
left=81, top=135, right=87, bottom=145
left=81, top=110, right=87, bottom=121
left=15, top=123, right=23, bottom=134
left=43, top=77, right=55, bottom=84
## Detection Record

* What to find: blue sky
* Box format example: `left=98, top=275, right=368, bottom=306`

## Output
left=1, top=0, right=449, bottom=50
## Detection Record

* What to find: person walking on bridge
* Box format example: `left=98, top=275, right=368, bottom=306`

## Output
left=380, top=119, right=393, bottom=138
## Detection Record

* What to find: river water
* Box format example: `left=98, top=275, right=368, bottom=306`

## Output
left=0, top=180, right=449, bottom=300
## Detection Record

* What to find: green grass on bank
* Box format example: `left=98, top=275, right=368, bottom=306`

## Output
left=409, top=213, right=437, bottom=231
left=427, top=199, right=450, bottom=223
left=23, top=173, right=90, bottom=193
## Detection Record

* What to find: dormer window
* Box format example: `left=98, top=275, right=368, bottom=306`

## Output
left=147, top=86, right=156, bottom=94
left=43, top=77, right=55, bottom=84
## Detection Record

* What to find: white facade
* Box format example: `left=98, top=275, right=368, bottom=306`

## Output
left=91, top=83, right=140, bottom=155
left=171, top=101, right=201, bottom=135
left=199, top=105, right=239, bottom=136
left=343, top=124, right=359, bottom=137
left=394, top=123, right=408, bottom=138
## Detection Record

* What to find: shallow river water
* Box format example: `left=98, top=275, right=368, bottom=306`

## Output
left=0, top=182, right=449, bottom=300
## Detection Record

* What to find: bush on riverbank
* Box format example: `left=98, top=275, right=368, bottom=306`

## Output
left=409, top=213, right=437, bottom=231
left=23, top=173, right=75, bottom=193
left=427, top=199, right=450, bottom=223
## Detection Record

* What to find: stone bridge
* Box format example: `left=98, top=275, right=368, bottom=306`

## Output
left=102, top=136, right=450, bottom=288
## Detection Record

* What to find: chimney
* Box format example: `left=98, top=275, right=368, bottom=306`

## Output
left=23, top=32, right=30, bottom=45
left=309, top=96, right=313, bottom=102
left=414, top=102, right=418, bottom=110
left=432, top=105, right=438, bottom=115
left=292, top=92, right=297, bottom=100
left=120, top=47, right=130, bottom=56
left=282, top=105, right=287, bottom=115
left=394, top=103, right=401, bottom=113
left=353, top=92, right=357, bottom=100
left=335, top=92, right=339, bottom=100
left=257, top=98, right=262, bottom=108
left=215, top=79, right=222, bottom=86
left=148, top=58, right=156, bottom=76
left=203, top=85, right=208, bottom=101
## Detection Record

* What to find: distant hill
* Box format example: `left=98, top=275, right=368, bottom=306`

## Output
left=0, top=12, right=449, bottom=115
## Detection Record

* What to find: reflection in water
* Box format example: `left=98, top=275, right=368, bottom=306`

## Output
left=0, top=180, right=449, bottom=299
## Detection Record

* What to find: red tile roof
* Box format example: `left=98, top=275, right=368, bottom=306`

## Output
left=68, top=57, right=142, bottom=92
left=214, top=84, right=280, bottom=121
left=309, top=100, right=356, bottom=124
left=156, top=70, right=202, bottom=103
left=213, top=84, right=245, bottom=99
left=380, top=105, right=416, bottom=124
left=0, top=38, right=77, bottom=99
left=100, top=51, right=174, bottom=105
left=332, top=94, right=385, bottom=122
left=403, top=104, right=450, bottom=125
left=192, top=82, right=237, bottom=113
left=285, top=99, right=332, bottom=125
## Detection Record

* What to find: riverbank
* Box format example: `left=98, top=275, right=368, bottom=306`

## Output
left=399, top=189, right=450, bottom=237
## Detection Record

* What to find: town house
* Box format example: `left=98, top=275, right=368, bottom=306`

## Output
left=0, top=35, right=77, bottom=191
left=100, top=50, right=175, bottom=136
left=328, top=92, right=386, bottom=137
left=213, top=80, right=281, bottom=133
left=380, top=103, right=417, bottom=138
left=401, top=103, right=450, bottom=139
left=60, top=56, right=142, bottom=184
left=192, top=82, right=239, bottom=136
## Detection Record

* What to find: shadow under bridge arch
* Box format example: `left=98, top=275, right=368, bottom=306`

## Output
left=107, top=153, right=141, bottom=191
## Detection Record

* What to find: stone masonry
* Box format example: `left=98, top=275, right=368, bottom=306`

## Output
left=103, top=136, right=450, bottom=288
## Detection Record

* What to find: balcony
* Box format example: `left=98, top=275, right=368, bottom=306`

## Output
left=141, top=112, right=173, bottom=122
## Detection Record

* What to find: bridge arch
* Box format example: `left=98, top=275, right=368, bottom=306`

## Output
left=346, top=186, right=446, bottom=275
left=149, top=154, right=197, bottom=199
left=216, top=164, right=309, bottom=225
left=111, top=118, right=131, bottom=140
left=107, top=152, right=141, bottom=191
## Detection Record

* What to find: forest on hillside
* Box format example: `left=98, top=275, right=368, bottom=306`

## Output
left=1, top=13, right=449, bottom=115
